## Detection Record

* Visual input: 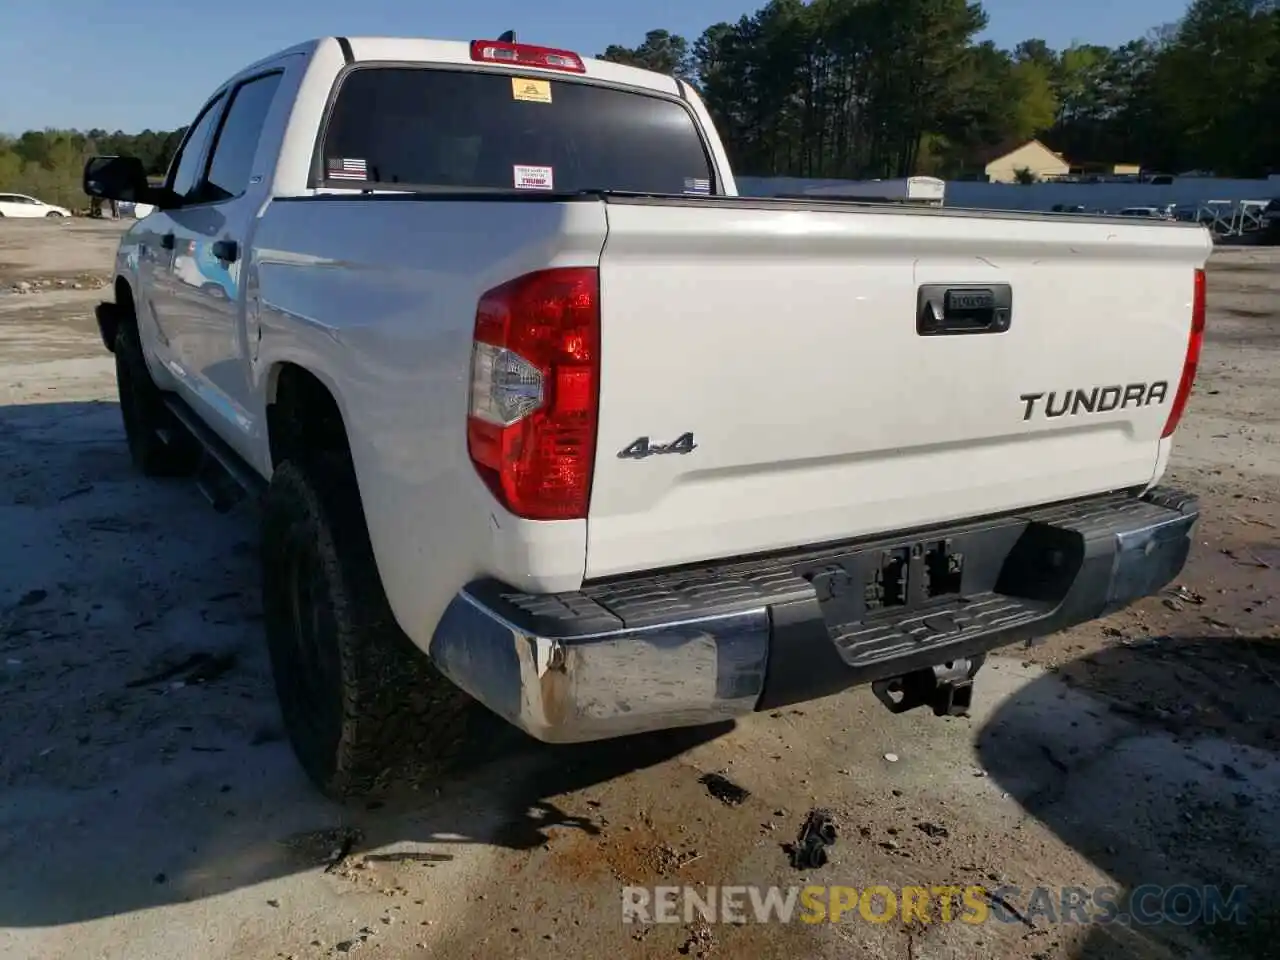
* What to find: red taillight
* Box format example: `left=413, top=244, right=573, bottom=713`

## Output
left=466, top=268, right=600, bottom=520
left=469, top=40, right=586, bottom=73
left=1162, top=268, right=1206, bottom=439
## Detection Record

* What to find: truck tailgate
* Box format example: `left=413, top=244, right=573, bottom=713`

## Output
left=586, top=198, right=1211, bottom=579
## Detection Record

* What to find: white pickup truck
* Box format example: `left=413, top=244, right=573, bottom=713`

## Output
left=84, top=35, right=1211, bottom=798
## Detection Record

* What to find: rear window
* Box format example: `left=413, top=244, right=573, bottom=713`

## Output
left=318, top=67, right=715, bottom=196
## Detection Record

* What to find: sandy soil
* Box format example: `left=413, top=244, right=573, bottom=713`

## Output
left=0, top=219, right=1276, bottom=960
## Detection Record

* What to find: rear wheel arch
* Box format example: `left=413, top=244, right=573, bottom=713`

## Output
left=265, top=362, right=354, bottom=471
left=263, top=360, right=427, bottom=655
left=259, top=362, right=472, bottom=797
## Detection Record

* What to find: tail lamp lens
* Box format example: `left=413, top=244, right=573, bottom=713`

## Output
left=1161, top=267, right=1205, bottom=439
left=466, top=267, right=600, bottom=520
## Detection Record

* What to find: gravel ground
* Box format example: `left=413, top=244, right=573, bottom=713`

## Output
left=0, top=218, right=1277, bottom=960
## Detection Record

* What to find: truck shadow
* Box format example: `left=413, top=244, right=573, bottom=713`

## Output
left=974, top=636, right=1280, bottom=959
left=0, top=399, right=729, bottom=927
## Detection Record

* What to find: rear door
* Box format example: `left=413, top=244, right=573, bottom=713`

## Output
left=586, top=199, right=1211, bottom=579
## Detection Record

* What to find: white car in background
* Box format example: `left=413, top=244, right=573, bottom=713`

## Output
left=0, top=193, right=72, bottom=218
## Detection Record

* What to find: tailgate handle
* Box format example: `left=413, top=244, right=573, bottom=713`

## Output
left=917, top=284, right=1012, bottom=336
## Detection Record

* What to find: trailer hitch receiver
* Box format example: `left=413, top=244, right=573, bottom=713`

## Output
left=872, top=656, right=984, bottom=718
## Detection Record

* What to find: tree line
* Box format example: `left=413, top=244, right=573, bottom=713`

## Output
left=0, top=128, right=182, bottom=210
left=1, top=0, right=1275, bottom=210
left=600, top=0, right=1278, bottom=180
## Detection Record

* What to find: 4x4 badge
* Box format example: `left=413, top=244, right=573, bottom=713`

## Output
left=618, top=433, right=697, bottom=459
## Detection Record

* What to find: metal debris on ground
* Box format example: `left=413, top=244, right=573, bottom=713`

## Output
left=324, top=832, right=360, bottom=873
left=279, top=826, right=365, bottom=872
left=677, top=920, right=716, bottom=958
left=698, top=771, right=750, bottom=806
left=17, top=589, right=48, bottom=608
left=1170, top=585, right=1206, bottom=606
left=1120, top=636, right=1162, bottom=650
left=125, top=651, right=235, bottom=688
left=785, top=808, right=837, bottom=869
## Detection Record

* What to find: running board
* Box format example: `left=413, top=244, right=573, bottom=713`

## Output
left=162, top=395, right=267, bottom=508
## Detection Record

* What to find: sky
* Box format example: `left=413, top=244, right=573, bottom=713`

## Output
left=1, top=0, right=1192, bottom=134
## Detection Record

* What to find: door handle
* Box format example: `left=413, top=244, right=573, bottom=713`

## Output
left=212, top=239, right=239, bottom=264
left=916, top=284, right=1013, bottom=336
left=160, top=232, right=175, bottom=251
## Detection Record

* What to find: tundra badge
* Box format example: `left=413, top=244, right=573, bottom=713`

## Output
left=1020, top=382, right=1169, bottom=420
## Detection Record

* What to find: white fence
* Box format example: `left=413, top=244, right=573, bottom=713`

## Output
left=738, top=175, right=1278, bottom=215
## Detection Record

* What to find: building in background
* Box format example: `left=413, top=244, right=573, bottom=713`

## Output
left=980, top=139, right=1070, bottom=183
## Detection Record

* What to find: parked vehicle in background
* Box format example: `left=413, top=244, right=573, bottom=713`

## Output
left=84, top=35, right=1212, bottom=801
left=798, top=176, right=946, bottom=206
left=1119, top=206, right=1176, bottom=220
left=0, top=193, right=72, bottom=218
left=1262, top=198, right=1280, bottom=244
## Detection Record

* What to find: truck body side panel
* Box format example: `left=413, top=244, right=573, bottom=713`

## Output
left=250, top=197, right=609, bottom=649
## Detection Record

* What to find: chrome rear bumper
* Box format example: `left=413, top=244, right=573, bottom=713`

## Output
left=428, top=487, right=1198, bottom=743
left=430, top=595, right=769, bottom=742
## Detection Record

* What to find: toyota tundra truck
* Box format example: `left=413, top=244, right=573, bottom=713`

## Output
left=82, top=35, right=1211, bottom=799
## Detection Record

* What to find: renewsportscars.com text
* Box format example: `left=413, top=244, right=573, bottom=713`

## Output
left=622, top=884, right=1249, bottom=927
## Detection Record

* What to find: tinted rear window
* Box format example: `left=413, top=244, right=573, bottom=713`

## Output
left=319, top=67, right=715, bottom=195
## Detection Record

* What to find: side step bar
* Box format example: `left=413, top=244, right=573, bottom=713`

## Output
left=162, top=395, right=267, bottom=510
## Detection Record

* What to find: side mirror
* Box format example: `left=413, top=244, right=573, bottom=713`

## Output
left=83, top=156, right=160, bottom=206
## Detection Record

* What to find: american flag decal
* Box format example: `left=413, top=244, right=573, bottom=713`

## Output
left=327, top=157, right=369, bottom=181
left=683, top=177, right=711, bottom=195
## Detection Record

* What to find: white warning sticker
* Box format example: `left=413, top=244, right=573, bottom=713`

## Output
left=513, top=164, right=554, bottom=190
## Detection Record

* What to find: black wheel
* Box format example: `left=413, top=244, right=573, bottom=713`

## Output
left=114, top=322, right=201, bottom=476
left=261, top=456, right=472, bottom=799
left=45, top=211, right=64, bottom=218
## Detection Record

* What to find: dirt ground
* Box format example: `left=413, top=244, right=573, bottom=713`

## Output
left=0, top=218, right=1277, bottom=960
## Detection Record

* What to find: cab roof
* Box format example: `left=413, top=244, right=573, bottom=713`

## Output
left=248, top=36, right=682, bottom=98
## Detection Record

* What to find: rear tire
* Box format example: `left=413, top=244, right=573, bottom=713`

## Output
left=45, top=211, right=64, bottom=218
left=261, top=456, right=471, bottom=799
left=114, top=322, right=200, bottom=476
